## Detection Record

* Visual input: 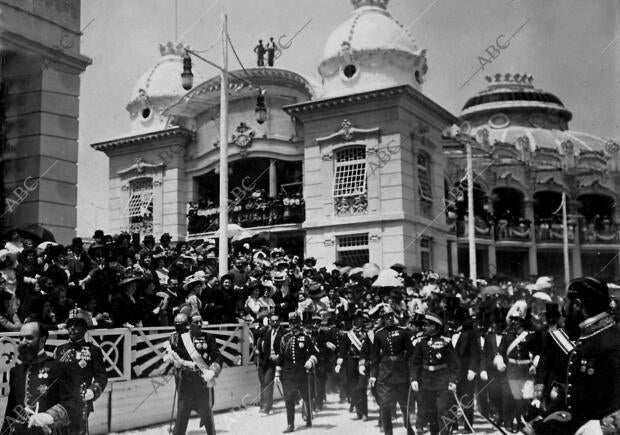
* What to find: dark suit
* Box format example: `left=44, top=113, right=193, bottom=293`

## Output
left=2, top=355, right=80, bottom=435
left=338, top=328, right=370, bottom=418
left=450, top=326, right=480, bottom=430
left=480, top=330, right=507, bottom=424
left=256, top=326, right=284, bottom=412
left=54, top=339, right=108, bottom=435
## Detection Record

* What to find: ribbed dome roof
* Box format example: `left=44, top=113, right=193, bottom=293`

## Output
left=321, top=0, right=418, bottom=61
left=461, top=73, right=572, bottom=121
left=128, top=42, right=209, bottom=107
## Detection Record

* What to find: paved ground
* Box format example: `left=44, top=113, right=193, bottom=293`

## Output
left=113, top=393, right=503, bottom=435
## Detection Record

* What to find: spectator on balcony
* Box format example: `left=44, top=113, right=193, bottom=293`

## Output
left=230, top=257, right=250, bottom=287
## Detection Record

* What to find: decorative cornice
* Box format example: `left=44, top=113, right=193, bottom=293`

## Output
left=315, top=119, right=381, bottom=145
left=118, top=157, right=165, bottom=177
left=91, top=126, right=195, bottom=152
left=283, top=84, right=458, bottom=124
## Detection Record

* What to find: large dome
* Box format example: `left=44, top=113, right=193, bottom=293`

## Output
left=126, top=42, right=209, bottom=134
left=318, top=0, right=427, bottom=98
left=461, top=73, right=615, bottom=154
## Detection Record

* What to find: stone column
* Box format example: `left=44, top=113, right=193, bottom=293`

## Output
left=269, top=159, right=277, bottom=197
left=568, top=200, right=582, bottom=278
left=524, top=199, right=538, bottom=277
left=450, top=240, right=459, bottom=276
left=488, top=244, right=497, bottom=278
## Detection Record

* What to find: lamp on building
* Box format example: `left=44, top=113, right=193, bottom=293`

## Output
left=181, top=53, right=194, bottom=90
left=255, top=89, right=267, bottom=124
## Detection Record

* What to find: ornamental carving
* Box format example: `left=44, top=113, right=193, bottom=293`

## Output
left=214, top=122, right=256, bottom=157
left=315, top=119, right=381, bottom=145
left=335, top=194, right=368, bottom=216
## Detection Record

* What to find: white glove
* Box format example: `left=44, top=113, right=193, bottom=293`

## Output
left=467, top=370, right=476, bottom=381
left=369, top=377, right=376, bottom=388
left=326, top=342, right=336, bottom=351
left=202, top=369, right=216, bottom=383
left=575, top=420, right=603, bottom=435
left=410, top=381, right=419, bottom=392
left=84, top=389, right=95, bottom=401
left=358, top=366, right=366, bottom=376
left=493, top=355, right=506, bottom=372
left=529, top=365, right=537, bottom=376
left=28, top=412, right=53, bottom=428
left=334, top=364, right=341, bottom=374
left=304, top=360, right=313, bottom=370
left=480, top=370, right=488, bottom=382
left=448, top=383, right=457, bottom=392
left=531, top=399, right=541, bottom=409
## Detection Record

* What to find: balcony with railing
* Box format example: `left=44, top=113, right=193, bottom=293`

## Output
left=581, top=221, right=620, bottom=244
left=187, top=195, right=305, bottom=235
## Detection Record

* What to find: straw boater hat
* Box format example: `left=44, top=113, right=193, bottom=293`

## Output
left=306, top=281, right=325, bottom=299
left=183, top=272, right=206, bottom=291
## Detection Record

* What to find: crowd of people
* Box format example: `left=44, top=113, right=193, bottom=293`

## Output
left=187, top=190, right=305, bottom=233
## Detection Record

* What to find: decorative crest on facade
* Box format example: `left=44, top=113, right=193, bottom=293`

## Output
left=315, top=119, right=381, bottom=145
left=214, top=122, right=257, bottom=157
left=117, top=157, right=165, bottom=177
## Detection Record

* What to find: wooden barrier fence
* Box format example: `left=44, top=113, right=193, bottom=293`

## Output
left=0, top=324, right=270, bottom=433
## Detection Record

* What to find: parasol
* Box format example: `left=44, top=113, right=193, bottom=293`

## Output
left=214, top=224, right=245, bottom=238
left=231, top=228, right=259, bottom=242
left=362, top=262, right=381, bottom=278
left=532, top=291, right=552, bottom=302
left=9, top=224, right=56, bottom=244
left=371, top=269, right=404, bottom=288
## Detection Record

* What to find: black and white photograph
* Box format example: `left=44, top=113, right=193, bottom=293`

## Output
left=1, top=0, right=619, bottom=434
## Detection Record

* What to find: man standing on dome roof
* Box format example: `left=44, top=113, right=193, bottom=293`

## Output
left=266, top=37, right=277, bottom=67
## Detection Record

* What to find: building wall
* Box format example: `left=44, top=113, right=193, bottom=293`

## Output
left=297, top=87, right=455, bottom=273
left=0, top=0, right=90, bottom=243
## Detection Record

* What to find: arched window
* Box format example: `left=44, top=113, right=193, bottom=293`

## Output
left=417, top=152, right=432, bottom=203
left=333, top=146, right=368, bottom=216
left=127, top=177, right=153, bottom=234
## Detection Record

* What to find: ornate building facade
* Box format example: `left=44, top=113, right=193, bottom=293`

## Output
left=93, top=0, right=619, bottom=283
left=0, top=0, right=91, bottom=243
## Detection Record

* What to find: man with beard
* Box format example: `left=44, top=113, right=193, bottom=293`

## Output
left=448, top=305, right=480, bottom=433
left=275, top=312, right=319, bottom=433
left=2, top=322, right=80, bottom=435
left=255, top=314, right=284, bottom=415
left=369, top=304, right=415, bottom=435
left=411, top=312, right=459, bottom=435
left=53, top=308, right=107, bottom=435
left=169, top=314, right=223, bottom=435
left=533, top=277, right=620, bottom=435
left=335, top=310, right=370, bottom=420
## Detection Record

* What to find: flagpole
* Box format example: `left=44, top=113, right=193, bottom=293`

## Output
left=562, top=192, right=570, bottom=286
left=218, top=14, right=229, bottom=277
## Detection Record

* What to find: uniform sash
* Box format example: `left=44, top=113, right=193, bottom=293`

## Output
left=348, top=330, right=363, bottom=352
left=181, top=332, right=210, bottom=374
left=549, top=329, right=575, bottom=355
left=507, top=331, right=529, bottom=356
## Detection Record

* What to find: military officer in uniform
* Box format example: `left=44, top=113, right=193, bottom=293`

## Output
left=335, top=310, right=370, bottom=420
left=275, top=312, right=319, bottom=433
left=369, top=304, right=415, bottom=435
left=2, top=322, right=80, bottom=435
left=497, top=300, right=540, bottom=432
left=168, top=314, right=223, bottom=435
left=410, top=313, right=459, bottom=435
left=54, top=308, right=108, bottom=435
left=534, top=277, right=620, bottom=435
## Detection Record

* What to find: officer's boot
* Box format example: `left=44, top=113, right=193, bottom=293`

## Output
left=382, top=407, right=394, bottom=435
left=283, top=399, right=295, bottom=433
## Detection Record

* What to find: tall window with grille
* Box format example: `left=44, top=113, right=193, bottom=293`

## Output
left=127, top=177, right=154, bottom=235
left=336, top=234, right=369, bottom=267
left=417, top=152, right=433, bottom=217
left=333, top=146, right=368, bottom=216
left=420, top=237, right=432, bottom=271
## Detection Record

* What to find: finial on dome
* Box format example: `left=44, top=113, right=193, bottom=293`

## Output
left=158, top=41, right=188, bottom=57
left=351, top=0, right=389, bottom=9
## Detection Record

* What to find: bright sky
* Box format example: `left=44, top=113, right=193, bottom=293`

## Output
left=77, top=0, right=620, bottom=236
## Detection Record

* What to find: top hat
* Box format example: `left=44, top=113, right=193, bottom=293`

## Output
left=390, top=263, right=406, bottom=273
left=71, top=237, right=83, bottom=246
left=93, top=230, right=105, bottom=239
left=160, top=233, right=172, bottom=241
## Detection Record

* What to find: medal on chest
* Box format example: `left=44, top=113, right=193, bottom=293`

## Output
left=37, top=367, right=50, bottom=379
left=298, top=337, right=305, bottom=349
left=435, top=352, right=442, bottom=360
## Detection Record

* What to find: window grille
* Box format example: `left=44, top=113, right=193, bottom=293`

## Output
left=417, top=152, right=433, bottom=202
left=127, top=178, right=153, bottom=218
left=333, top=147, right=367, bottom=198
left=336, top=234, right=369, bottom=267
left=420, top=236, right=432, bottom=271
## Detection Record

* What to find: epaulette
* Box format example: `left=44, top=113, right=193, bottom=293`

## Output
left=411, top=336, right=423, bottom=346
left=441, top=336, right=451, bottom=343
